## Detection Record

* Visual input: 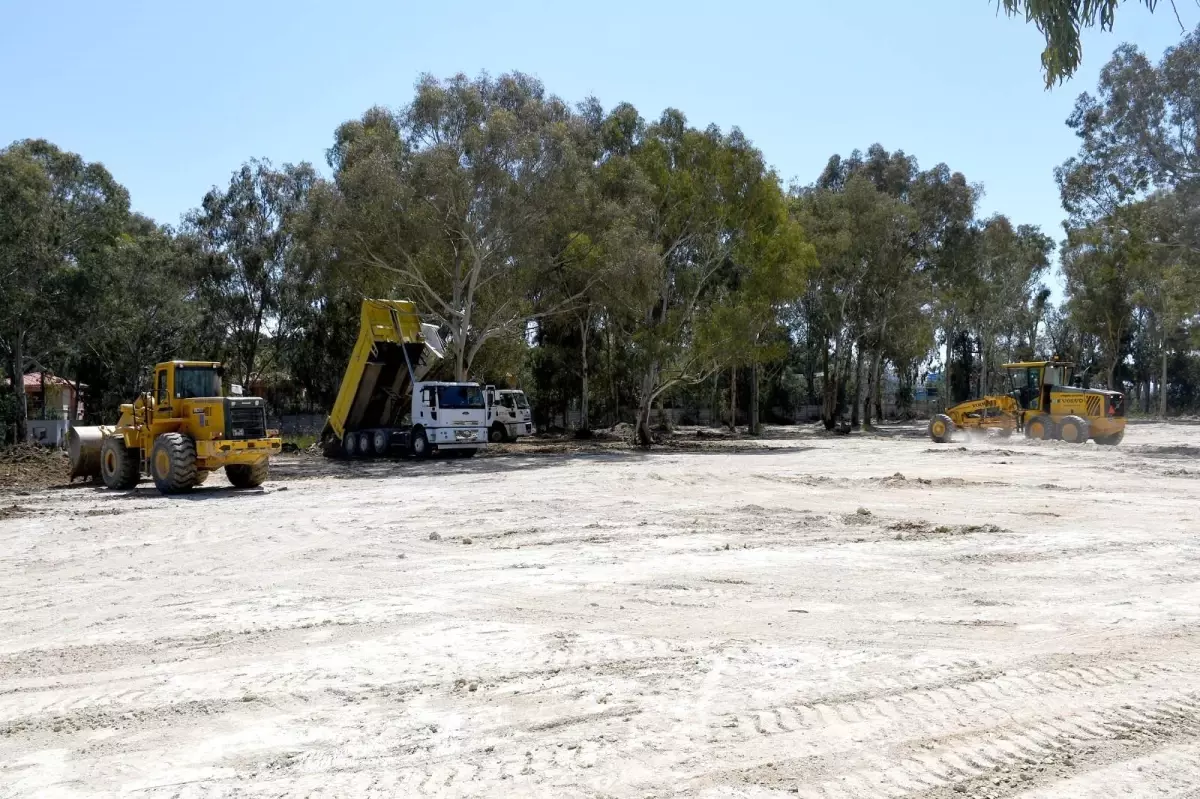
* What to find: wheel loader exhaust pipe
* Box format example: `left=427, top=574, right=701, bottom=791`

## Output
left=67, top=425, right=111, bottom=482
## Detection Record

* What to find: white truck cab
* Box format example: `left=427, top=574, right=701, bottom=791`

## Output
left=485, top=386, right=533, bottom=443
left=408, top=381, right=488, bottom=456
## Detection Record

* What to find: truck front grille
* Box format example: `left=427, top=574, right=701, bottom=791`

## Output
left=228, top=404, right=267, bottom=440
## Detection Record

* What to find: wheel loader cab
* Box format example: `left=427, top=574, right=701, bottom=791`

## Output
left=151, top=363, right=223, bottom=422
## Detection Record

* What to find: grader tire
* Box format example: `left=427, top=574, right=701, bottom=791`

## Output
left=1059, top=415, right=1090, bottom=445
left=150, top=433, right=197, bottom=494
left=1095, top=430, right=1125, bottom=446
left=100, top=437, right=141, bottom=490
left=226, top=460, right=269, bottom=489
left=927, top=414, right=954, bottom=444
left=1025, top=415, right=1054, bottom=441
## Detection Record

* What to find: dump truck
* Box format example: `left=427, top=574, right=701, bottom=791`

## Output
left=320, top=299, right=489, bottom=458
left=68, top=360, right=280, bottom=494
left=485, top=386, right=533, bottom=442
left=928, top=359, right=1126, bottom=445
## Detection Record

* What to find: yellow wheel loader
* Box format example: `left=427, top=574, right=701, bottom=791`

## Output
left=928, top=359, right=1126, bottom=445
left=68, top=361, right=281, bottom=494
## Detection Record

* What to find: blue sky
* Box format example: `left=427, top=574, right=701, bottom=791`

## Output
left=2, top=0, right=1195, bottom=279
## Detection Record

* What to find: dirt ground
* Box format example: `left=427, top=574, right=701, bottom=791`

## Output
left=2, top=423, right=1199, bottom=798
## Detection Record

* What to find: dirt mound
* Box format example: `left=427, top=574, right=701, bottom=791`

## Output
left=1137, top=444, right=1200, bottom=459
left=592, top=422, right=635, bottom=441
left=0, top=444, right=71, bottom=491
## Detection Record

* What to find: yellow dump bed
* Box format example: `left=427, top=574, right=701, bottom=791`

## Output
left=326, top=300, right=436, bottom=440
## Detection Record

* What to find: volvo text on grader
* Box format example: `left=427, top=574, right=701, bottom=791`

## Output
left=927, top=359, right=1126, bottom=445
left=69, top=361, right=281, bottom=494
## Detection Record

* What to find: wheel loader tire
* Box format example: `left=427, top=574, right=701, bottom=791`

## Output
left=927, top=414, right=954, bottom=444
left=100, top=437, right=141, bottom=490
left=411, top=427, right=430, bottom=459
left=150, top=433, right=197, bottom=494
left=1025, top=415, right=1054, bottom=441
left=193, top=470, right=210, bottom=486
left=226, top=460, right=268, bottom=489
left=489, top=423, right=507, bottom=444
left=1059, top=415, right=1090, bottom=444
left=1095, top=429, right=1125, bottom=446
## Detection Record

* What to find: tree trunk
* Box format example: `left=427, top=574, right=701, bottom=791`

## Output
left=749, top=361, right=761, bottom=436
left=851, top=346, right=863, bottom=429
left=821, top=342, right=836, bottom=430
left=578, top=315, right=590, bottom=432
left=13, top=331, right=28, bottom=443
left=863, top=349, right=875, bottom=429
left=728, top=366, right=737, bottom=432
left=868, top=347, right=884, bottom=427
left=711, top=372, right=719, bottom=427
left=635, top=362, right=658, bottom=446
left=608, top=327, right=617, bottom=427
left=70, top=376, right=81, bottom=423
left=1160, top=348, right=1168, bottom=419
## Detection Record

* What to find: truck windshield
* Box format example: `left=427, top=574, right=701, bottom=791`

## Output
left=437, top=385, right=484, bottom=409
left=176, top=367, right=222, bottom=399
left=512, top=392, right=529, bottom=409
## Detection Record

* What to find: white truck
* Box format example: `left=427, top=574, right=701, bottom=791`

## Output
left=321, top=300, right=488, bottom=458
left=485, top=387, right=533, bottom=442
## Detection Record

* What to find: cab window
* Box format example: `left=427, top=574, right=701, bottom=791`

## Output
left=175, top=367, right=221, bottom=399
left=156, top=370, right=169, bottom=404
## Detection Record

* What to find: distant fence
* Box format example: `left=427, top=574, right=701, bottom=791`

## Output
left=548, top=396, right=941, bottom=431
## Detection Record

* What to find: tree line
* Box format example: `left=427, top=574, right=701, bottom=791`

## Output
left=3, top=34, right=1199, bottom=446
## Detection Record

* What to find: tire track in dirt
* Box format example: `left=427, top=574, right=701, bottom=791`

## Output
left=701, top=664, right=1200, bottom=798
left=715, top=661, right=1185, bottom=741
left=1011, top=741, right=1200, bottom=798
left=0, top=628, right=691, bottom=726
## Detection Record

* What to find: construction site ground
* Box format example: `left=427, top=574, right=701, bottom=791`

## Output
left=2, top=422, right=1199, bottom=798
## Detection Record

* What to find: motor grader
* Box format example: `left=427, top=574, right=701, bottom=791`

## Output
left=69, top=361, right=281, bottom=494
left=927, top=359, right=1126, bottom=446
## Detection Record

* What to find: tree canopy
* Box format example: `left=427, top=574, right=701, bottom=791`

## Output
left=1001, top=0, right=1176, bottom=85
left=3, top=54, right=1198, bottom=444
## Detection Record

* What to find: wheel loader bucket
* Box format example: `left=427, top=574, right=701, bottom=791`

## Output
left=68, top=425, right=112, bottom=482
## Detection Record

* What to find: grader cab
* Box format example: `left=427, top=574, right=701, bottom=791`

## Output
left=69, top=361, right=281, bottom=494
left=928, top=359, right=1126, bottom=446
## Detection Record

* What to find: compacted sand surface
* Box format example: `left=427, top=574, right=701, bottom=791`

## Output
left=1, top=423, right=1198, bottom=798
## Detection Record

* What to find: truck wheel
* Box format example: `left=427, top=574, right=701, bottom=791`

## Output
left=226, top=460, right=269, bottom=488
left=1095, top=430, right=1125, bottom=446
left=373, top=430, right=389, bottom=456
left=358, top=432, right=373, bottom=458
left=150, top=433, right=198, bottom=494
left=1059, top=415, right=1090, bottom=444
left=927, top=414, right=954, bottom=444
left=344, top=433, right=358, bottom=458
left=489, top=423, right=507, bottom=443
left=411, top=428, right=430, bottom=459
left=1025, top=415, right=1054, bottom=441
left=100, top=437, right=141, bottom=490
